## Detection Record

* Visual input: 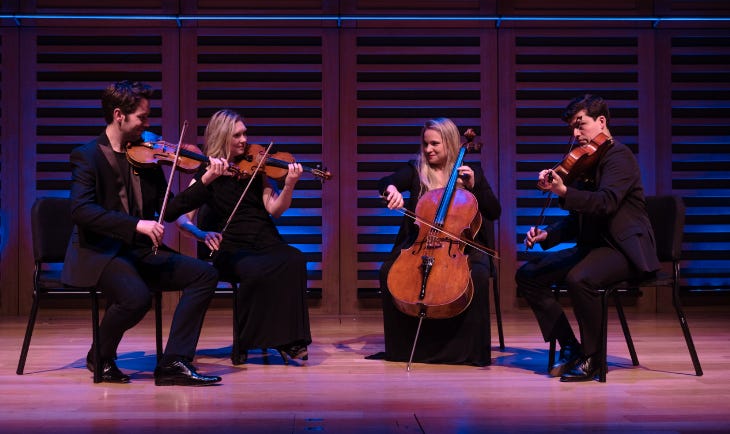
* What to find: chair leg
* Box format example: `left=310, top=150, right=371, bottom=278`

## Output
left=91, top=289, right=102, bottom=383
left=547, top=287, right=559, bottom=372
left=613, top=291, right=639, bottom=366
left=492, top=273, right=505, bottom=351
left=599, top=290, right=610, bottom=383
left=155, top=292, right=163, bottom=363
left=231, top=283, right=243, bottom=365
left=671, top=263, right=703, bottom=376
left=16, top=290, right=42, bottom=375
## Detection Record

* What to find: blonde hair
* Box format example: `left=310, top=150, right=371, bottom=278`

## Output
left=204, top=109, right=243, bottom=159
left=415, top=117, right=462, bottom=196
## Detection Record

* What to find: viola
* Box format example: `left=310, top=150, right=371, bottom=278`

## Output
left=538, top=132, right=613, bottom=191
left=234, top=143, right=332, bottom=182
left=526, top=132, right=614, bottom=250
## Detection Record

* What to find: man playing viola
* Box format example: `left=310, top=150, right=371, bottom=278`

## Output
left=516, top=94, right=660, bottom=382
left=62, top=80, right=222, bottom=386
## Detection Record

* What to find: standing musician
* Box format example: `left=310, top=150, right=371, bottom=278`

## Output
left=374, top=117, right=501, bottom=366
left=516, top=94, right=660, bottom=382
left=164, top=109, right=312, bottom=363
left=62, top=81, right=222, bottom=386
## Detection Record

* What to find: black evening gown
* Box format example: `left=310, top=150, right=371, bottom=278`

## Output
left=168, top=172, right=312, bottom=353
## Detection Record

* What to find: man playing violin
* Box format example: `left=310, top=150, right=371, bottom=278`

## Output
left=62, top=80, right=222, bottom=386
left=516, top=94, right=660, bottom=382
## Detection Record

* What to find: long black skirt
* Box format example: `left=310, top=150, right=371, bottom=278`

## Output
left=378, top=251, right=492, bottom=366
left=215, top=243, right=312, bottom=351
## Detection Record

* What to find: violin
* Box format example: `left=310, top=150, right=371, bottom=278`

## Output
left=126, top=140, right=333, bottom=182
left=526, top=132, right=614, bottom=250
left=126, top=140, right=209, bottom=173
left=538, top=132, right=613, bottom=191
left=234, top=143, right=332, bottom=182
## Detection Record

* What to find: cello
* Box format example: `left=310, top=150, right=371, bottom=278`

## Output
left=385, top=128, right=483, bottom=369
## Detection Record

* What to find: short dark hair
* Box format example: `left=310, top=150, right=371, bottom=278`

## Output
left=101, top=80, right=153, bottom=124
left=561, top=94, right=610, bottom=126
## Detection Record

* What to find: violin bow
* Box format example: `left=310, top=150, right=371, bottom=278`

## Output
left=211, top=141, right=274, bottom=258
left=384, top=199, right=500, bottom=260
left=154, top=120, right=189, bottom=255
left=526, top=135, right=577, bottom=250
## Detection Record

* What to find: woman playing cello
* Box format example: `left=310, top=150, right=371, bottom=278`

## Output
left=374, top=118, right=501, bottom=366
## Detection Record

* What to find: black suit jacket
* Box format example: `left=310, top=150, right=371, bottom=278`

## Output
left=62, top=132, right=168, bottom=287
left=540, top=140, right=660, bottom=274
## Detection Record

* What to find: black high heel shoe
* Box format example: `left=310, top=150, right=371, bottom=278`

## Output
left=276, top=344, right=308, bottom=364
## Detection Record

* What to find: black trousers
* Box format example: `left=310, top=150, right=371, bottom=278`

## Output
left=96, top=246, right=218, bottom=363
left=515, top=245, right=639, bottom=356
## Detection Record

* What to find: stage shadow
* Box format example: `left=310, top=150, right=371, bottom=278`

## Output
left=492, top=346, right=660, bottom=377
left=333, top=333, right=384, bottom=358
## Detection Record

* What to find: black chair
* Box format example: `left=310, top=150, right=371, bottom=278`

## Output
left=548, top=195, right=703, bottom=382
left=17, top=197, right=163, bottom=383
left=483, top=219, right=505, bottom=351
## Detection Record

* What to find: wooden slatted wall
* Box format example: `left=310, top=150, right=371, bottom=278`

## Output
left=16, top=27, right=178, bottom=314
left=1, top=1, right=729, bottom=316
left=339, top=28, right=499, bottom=314
left=665, top=31, right=730, bottom=296
left=496, top=27, right=661, bottom=308
left=508, top=29, right=651, bottom=271
left=0, top=27, right=21, bottom=313
left=184, top=27, right=337, bottom=308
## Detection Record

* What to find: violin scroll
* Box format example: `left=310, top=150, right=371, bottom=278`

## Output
left=462, top=128, right=483, bottom=153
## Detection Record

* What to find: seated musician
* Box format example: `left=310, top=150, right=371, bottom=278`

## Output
left=373, top=117, right=501, bottom=366
left=516, top=94, right=660, bottom=382
left=164, top=109, right=312, bottom=364
left=62, top=80, right=221, bottom=386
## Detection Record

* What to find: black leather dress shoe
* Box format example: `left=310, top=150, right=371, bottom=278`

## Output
left=154, top=360, right=222, bottom=386
left=549, top=344, right=581, bottom=377
left=560, top=355, right=601, bottom=382
left=86, top=352, right=130, bottom=383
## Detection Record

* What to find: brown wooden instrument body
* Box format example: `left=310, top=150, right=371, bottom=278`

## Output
left=547, top=132, right=613, bottom=188
left=126, top=141, right=206, bottom=173
left=234, top=143, right=332, bottom=181
left=385, top=126, right=483, bottom=320
left=387, top=187, right=481, bottom=319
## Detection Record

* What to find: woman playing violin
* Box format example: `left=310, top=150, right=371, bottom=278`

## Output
left=164, top=109, right=311, bottom=363
left=516, top=94, right=660, bottom=382
left=373, top=117, right=501, bottom=366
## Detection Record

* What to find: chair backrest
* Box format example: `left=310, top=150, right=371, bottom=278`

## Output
left=645, top=195, right=685, bottom=262
left=31, top=197, right=73, bottom=264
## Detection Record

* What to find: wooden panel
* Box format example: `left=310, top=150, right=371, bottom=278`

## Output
left=15, top=28, right=176, bottom=315
left=508, top=30, right=647, bottom=276
left=191, top=28, right=332, bottom=307
left=498, top=0, right=652, bottom=15
left=339, top=28, right=498, bottom=314
left=0, top=28, right=20, bottom=314
left=655, top=0, right=730, bottom=15
left=666, top=31, right=730, bottom=294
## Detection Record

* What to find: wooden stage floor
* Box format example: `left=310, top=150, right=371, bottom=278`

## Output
left=1, top=307, right=728, bottom=433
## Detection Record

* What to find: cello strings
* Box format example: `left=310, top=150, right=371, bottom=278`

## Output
left=383, top=200, right=499, bottom=259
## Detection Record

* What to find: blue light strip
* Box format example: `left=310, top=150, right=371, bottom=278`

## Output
left=1, top=14, right=729, bottom=24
